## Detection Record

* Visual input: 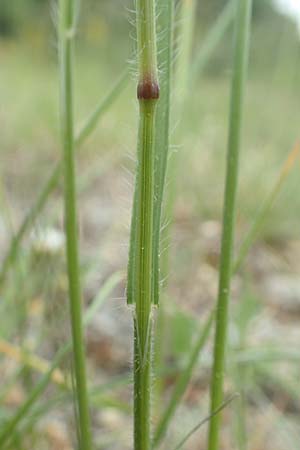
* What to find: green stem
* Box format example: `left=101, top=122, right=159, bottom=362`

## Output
left=134, top=319, right=152, bottom=450
left=59, top=1, right=92, bottom=449
left=127, top=1, right=159, bottom=449
left=136, top=0, right=158, bottom=83
left=207, top=1, right=253, bottom=449
left=132, top=99, right=157, bottom=450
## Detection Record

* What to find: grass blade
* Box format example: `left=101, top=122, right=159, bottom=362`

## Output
left=75, top=70, right=128, bottom=147
left=0, top=165, right=60, bottom=286
left=0, top=338, right=66, bottom=387
left=176, top=0, right=197, bottom=103
left=152, top=0, right=174, bottom=416
left=0, top=347, right=66, bottom=448
left=152, top=0, right=174, bottom=306
left=152, top=1, right=237, bottom=443
left=0, top=271, right=122, bottom=446
left=233, top=141, right=300, bottom=273
left=0, top=271, right=123, bottom=389
left=207, top=1, right=253, bottom=449
left=190, top=0, right=236, bottom=82
left=153, top=311, right=214, bottom=448
left=173, top=394, right=238, bottom=450
left=84, top=271, right=123, bottom=324
left=161, top=0, right=235, bottom=285
left=0, top=73, right=128, bottom=287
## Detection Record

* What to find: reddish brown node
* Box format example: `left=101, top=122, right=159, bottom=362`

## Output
left=137, top=79, right=160, bottom=100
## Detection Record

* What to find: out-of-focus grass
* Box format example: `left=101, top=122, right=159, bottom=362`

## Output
left=1, top=17, right=299, bottom=236
left=0, top=41, right=134, bottom=207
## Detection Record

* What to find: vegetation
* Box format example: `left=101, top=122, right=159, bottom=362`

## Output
left=208, top=0, right=253, bottom=448
left=0, top=1, right=300, bottom=450
left=58, top=0, right=93, bottom=448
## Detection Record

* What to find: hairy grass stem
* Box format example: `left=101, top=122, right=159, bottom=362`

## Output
left=207, top=1, right=253, bottom=449
left=127, top=0, right=161, bottom=448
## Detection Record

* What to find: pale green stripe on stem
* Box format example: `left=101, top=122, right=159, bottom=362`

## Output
left=207, top=1, right=253, bottom=450
left=131, top=99, right=157, bottom=450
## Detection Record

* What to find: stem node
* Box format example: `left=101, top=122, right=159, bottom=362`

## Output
left=137, top=78, right=160, bottom=100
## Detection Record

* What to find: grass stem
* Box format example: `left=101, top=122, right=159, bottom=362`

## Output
left=127, top=0, right=160, bottom=448
left=207, top=1, right=253, bottom=449
left=59, top=0, right=92, bottom=448
left=131, top=97, right=157, bottom=450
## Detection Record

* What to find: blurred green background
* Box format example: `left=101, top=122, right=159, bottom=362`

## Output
left=1, top=0, right=299, bottom=235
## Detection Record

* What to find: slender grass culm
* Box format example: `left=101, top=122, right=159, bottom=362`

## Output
left=127, top=0, right=160, bottom=449
left=207, top=1, right=253, bottom=450
left=58, top=1, right=92, bottom=449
